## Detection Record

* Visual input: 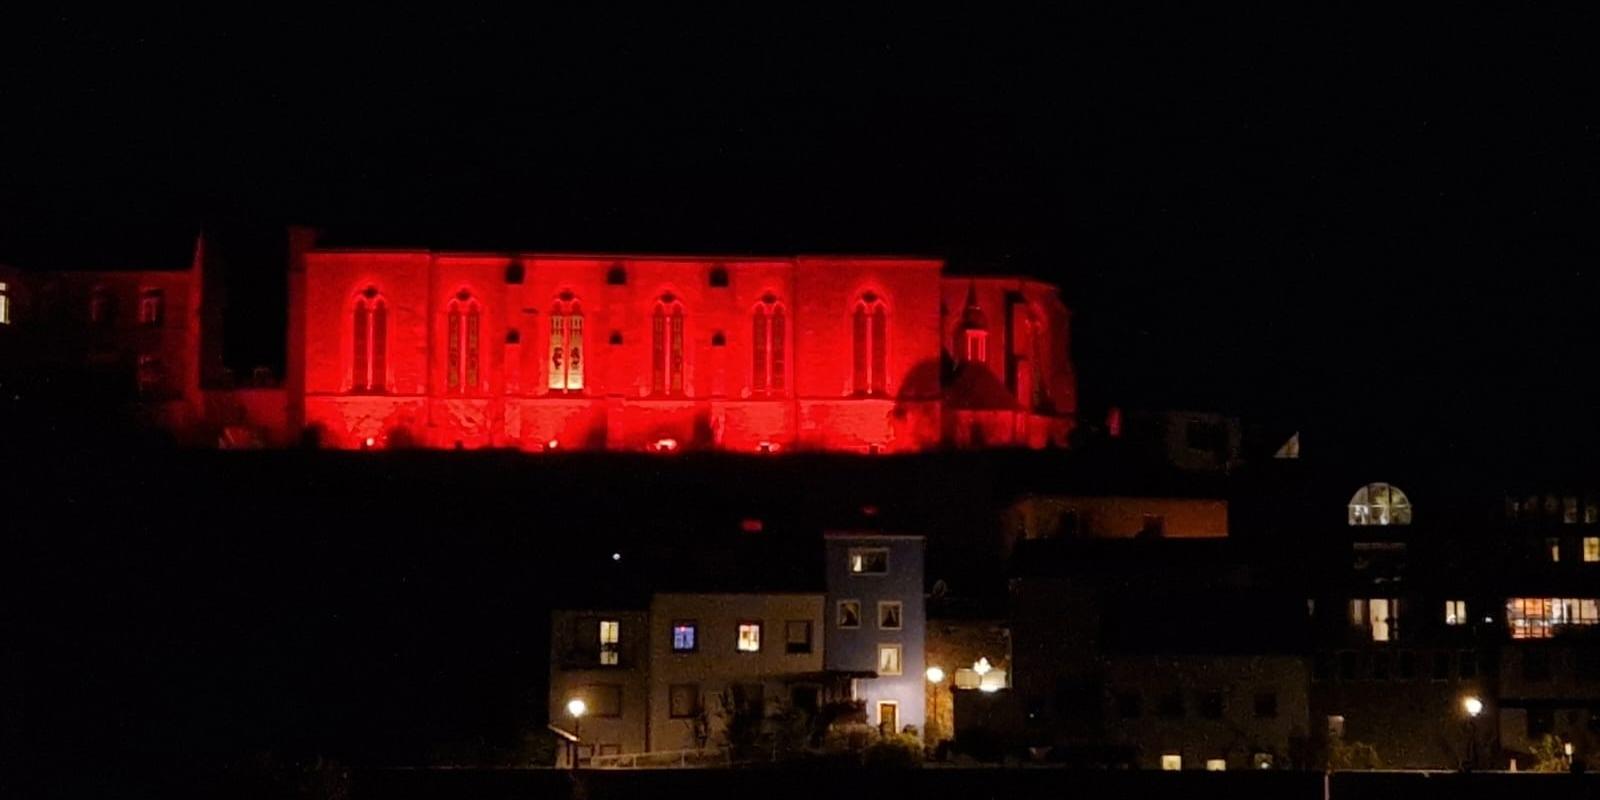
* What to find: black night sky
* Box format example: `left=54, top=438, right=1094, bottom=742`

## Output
left=3, top=11, right=1599, bottom=453
left=9, top=11, right=1600, bottom=789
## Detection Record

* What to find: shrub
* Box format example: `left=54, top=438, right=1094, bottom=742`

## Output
left=862, top=733, right=924, bottom=768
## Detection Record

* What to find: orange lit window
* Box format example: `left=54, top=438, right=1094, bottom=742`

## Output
left=351, top=288, right=387, bottom=393
left=548, top=295, right=584, bottom=392
left=736, top=622, right=761, bottom=652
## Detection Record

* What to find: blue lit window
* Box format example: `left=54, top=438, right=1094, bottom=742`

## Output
left=672, top=622, right=697, bottom=652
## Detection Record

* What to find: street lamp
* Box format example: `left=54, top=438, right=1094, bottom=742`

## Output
left=926, top=667, right=946, bottom=749
left=567, top=698, right=587, bottom=768
left=1462, top=696, right=1483, bottom=771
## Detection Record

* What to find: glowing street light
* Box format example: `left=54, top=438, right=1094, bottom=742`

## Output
left=926, top=666, right=947, bottom=748
left=1462, top=696, right=1484, bottom=772
left=566, top=698, right=587, bottom=769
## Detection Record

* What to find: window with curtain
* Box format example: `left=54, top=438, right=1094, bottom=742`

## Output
left=548, top=295, right=584, bottom=392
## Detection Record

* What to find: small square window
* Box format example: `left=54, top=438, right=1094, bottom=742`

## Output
left=668, top=683, right=700, bottom=718
left=1445, top=600, right=1467, bottom=626
left=584, top=684, right=622, bottom=718
left=877, top=644, right=902, bottom=676
left=1161, top=754, right=1182, bottom=771
left=785, top=620, right=812, bottom=654
left=1327, top=715, right=1345, bottom=739
left=737, top=622, right=762, bottom=653
left=1115, top=691, right=1142, bottom=718
left=672, top=621, right=697, bottom=653
left=1584, top=537, right=1599, bottom=563
left=838, top=601, right=861, bottom=629
left=1253, top=692, right=1278, bottom=718
left=1158, top=690, right=1184, bottom=718
left=849, top=548, right=889, bottom=575
left=878, top=601, right=903, bottom=630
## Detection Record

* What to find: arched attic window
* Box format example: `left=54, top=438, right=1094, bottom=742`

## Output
left=1349, top=483, right=1412, bottom=526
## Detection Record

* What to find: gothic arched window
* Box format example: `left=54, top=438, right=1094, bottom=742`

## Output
left=446, top=291, right=482, bottom=393
left=548, top=294, right=584, bottom=392
left=752, top=294, right=786, bottom=395
left=852, top=293, right=888, bottom=396
left=351, top=287, right=387, bottom=393
left=652, top=294, right=685, bottom=396
left=1349, top=483, right=1413, bottom=526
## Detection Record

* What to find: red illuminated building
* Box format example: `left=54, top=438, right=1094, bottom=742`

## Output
left=3, top=229, right=1078, bottom=452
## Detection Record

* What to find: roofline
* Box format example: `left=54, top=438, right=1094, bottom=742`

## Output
left=823, top=532, right=926, bottom=541
left=308, top=247, right=947, bottom=264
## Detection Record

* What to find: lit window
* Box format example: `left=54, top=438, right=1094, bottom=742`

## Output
left=671, top=622, right=697, bottom=653
left=785, top=620, right=812, bottom=654
left=599, top=620, right=620, bottom=666
left=878, top=601, right=903, bottom=630
left=1445, top=600, right=1467, bottom=626
left=737, top=622, right=762, bottom=652
left=350, top=288, right=387, bottom=393
left=1327, top=715, right=1345, bottom=739
left=851, top=293, right=888, bottom=396
left=1353, top=598, right=1398, bottom=641
left=1506, top=597, right=1600, bottom=639
left=138, top=289, right=163, bottom=326
left=1548, top=538, right=1561, bottom=563
left=1348, top=483, right=1412, bottom=526
left=751, top=295, right=786, bottom=396
left=1586, top=537, right=1600, bottom=563
left=1205, top=759, right=1226, bottom=772
left=848, top=548, right=889, bottom=575
left=651, top=295, right=685, bottom=396
left=548, top=295, right=584, bottom=392
left=446, top=292, right=482, bottom=393
left=1161, top=754, right=1182, bottom=771
left=1252, top=753, right=1274, bottom=770
left=838, top=601, right=861, bottom=629
left=0, top=281, right=9, bottom=325
left=877, top=644, right=902, bottom=676
left=668, top=683, right=700, bottom=718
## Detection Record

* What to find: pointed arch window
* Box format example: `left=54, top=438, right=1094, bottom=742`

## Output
left=652, top=295, right=686, bottom=396
left=351, top=288, right=387, bottom=393
left=548, top=294, right=584, bottom=392
left=752, top=294, right=786, bottom=395
left=139, top=289, right=165, bottom=327
left=446, top=290, right=482, bottom=393
left=852, top=293, right=888, bottom=396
